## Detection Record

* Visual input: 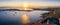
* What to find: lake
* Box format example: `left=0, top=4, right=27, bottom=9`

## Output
left=0, top=9, right=50, bottom=25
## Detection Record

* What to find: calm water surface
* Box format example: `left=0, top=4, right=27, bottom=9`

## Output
left=0, top=10, right=50, bottom=25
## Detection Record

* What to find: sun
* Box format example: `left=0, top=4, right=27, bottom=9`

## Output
left=23, top=2, right=28, bottom=10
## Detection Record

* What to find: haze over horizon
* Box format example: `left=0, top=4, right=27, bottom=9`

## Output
left=0, top=0, right=60, bottom=8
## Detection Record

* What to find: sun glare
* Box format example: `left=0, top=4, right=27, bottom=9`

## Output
left=23, top=2, right=28, bottom=10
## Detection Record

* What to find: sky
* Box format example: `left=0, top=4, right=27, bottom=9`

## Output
left=0, top=0, right=60, bottom=7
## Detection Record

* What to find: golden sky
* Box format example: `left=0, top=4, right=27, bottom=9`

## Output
left=0, top=0, right=60, bottom=8
left=0, top=3, right=60, bottom=8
